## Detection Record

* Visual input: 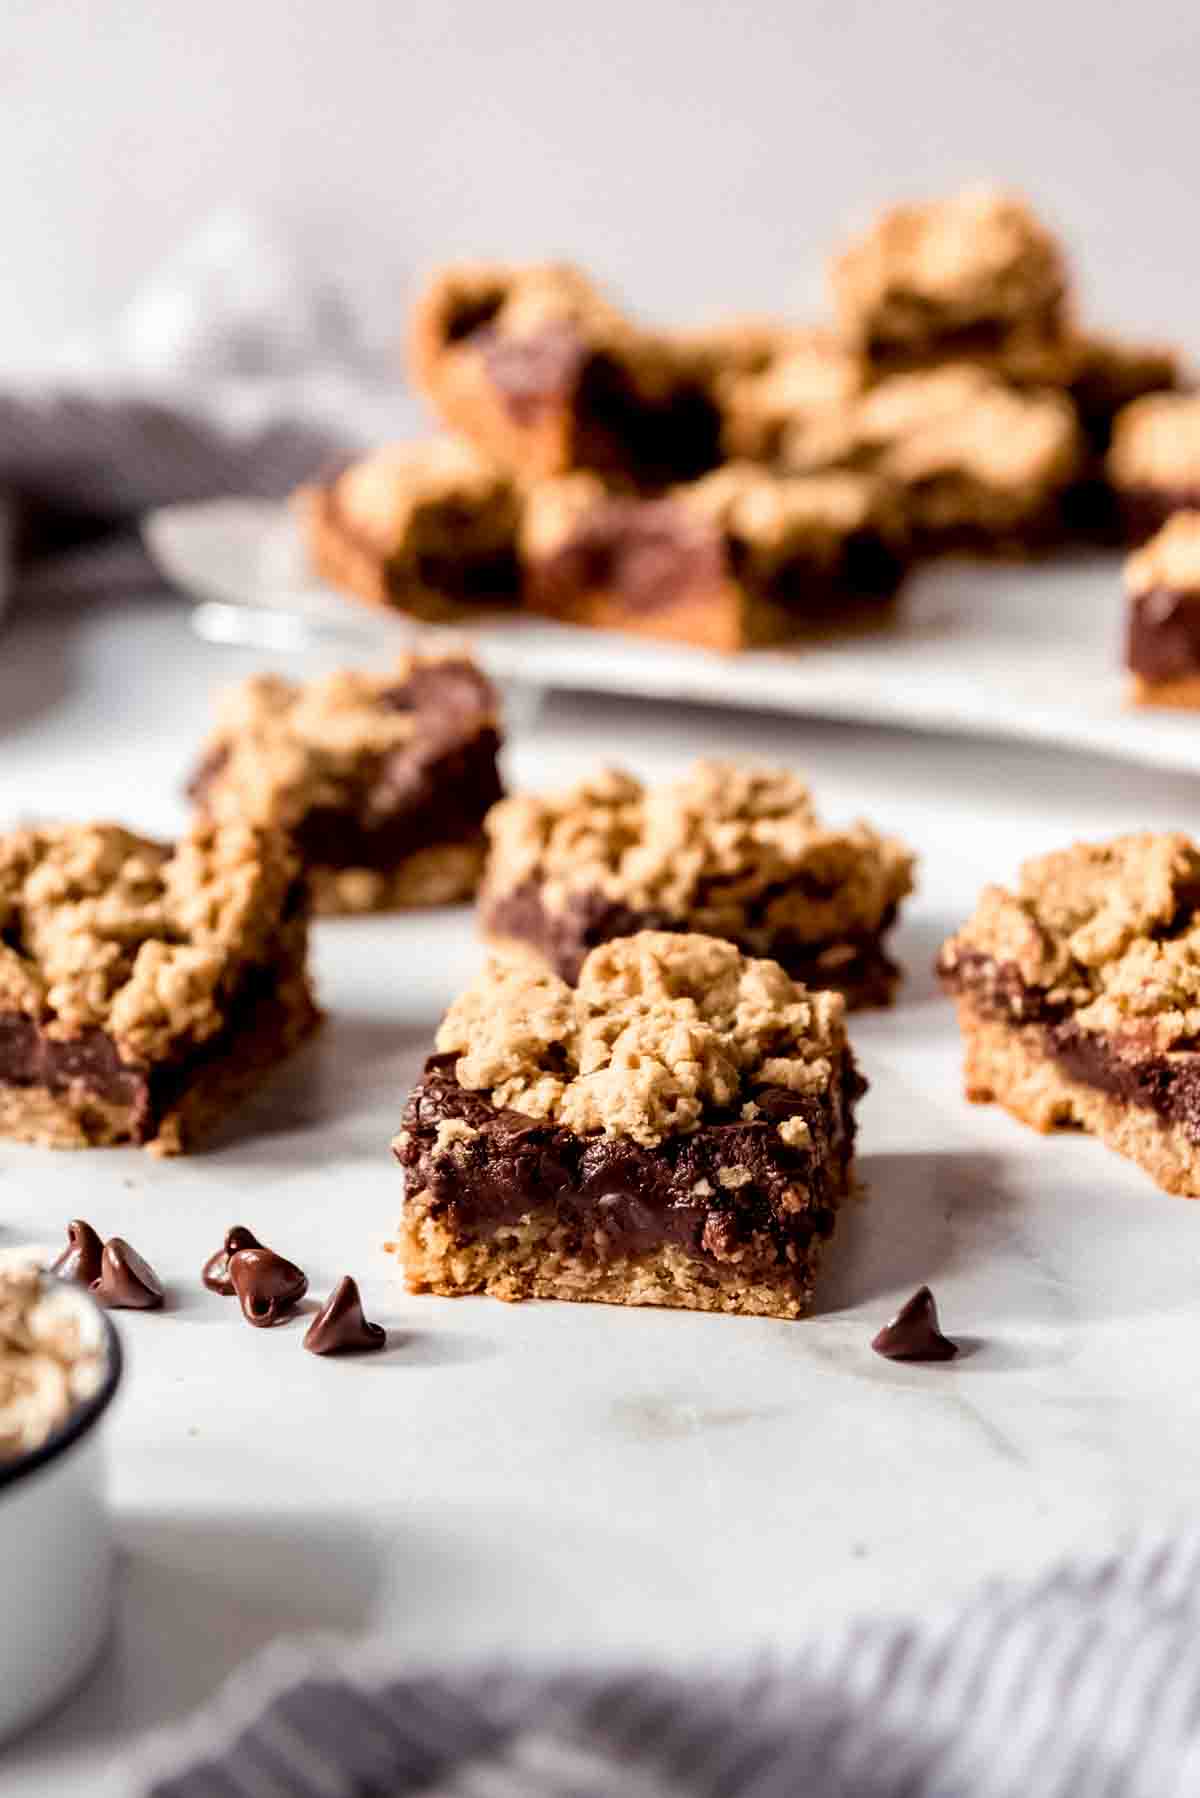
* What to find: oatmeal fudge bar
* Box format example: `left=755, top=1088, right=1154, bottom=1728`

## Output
left=189, top=654, right=502, bottom=915
left=480, top=762, right=915, bottom=1005
left=1, top=1264, right=108, bottom=1460
left=1107, top=393, right=1200, bottom=543
left=1124, top=512, right=1200, bottom=708
left=519, top=463, right=909, bottom=652
left=830, top=186, right=1070, bottom=370
left=297, top=438, right=521, bottom=621
left=392, top=931, right=865, bottom=1316
left=777, top=364, right=1082, bottom=554
left=408, top=262, right=722, bottom=487
left=938, top=833, right=1200, bottom=1195
left=0, top=820, right=318, bottom=1154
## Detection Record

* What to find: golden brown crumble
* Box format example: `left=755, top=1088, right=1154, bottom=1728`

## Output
left=940, top=833, right=1200, bottom=1049
left=482, top=760, right=914, bottom=947
left=435, top=930, right=849, bottom=1147
left=193, top=652, right=497, bottom=835
left=720, top=330, right=869, bottom=461
left=0, top=819, right=301, bottom=1061
left=0, top=1264, right=106, bottom=1460
left=681, top=461, right=906, bottom=567
left=830, top=185, right=1069, bottom=354
left=771, top=364, right=1082, bottom=533
left=1127, top=512, right=1200, bottom=595
left=1108, top=394, right=1200, bottom=491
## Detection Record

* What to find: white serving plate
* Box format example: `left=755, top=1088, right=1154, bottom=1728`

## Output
left=0, top=1279, right=122, bottom=1743
left=146, top=496, right=1200, bottom=774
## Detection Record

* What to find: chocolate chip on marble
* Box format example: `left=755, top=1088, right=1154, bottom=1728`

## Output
left=229, top=1246, right=308, bottom=1328
left=92, top=1237, right=165, bottom=1311
left=871, top=1285, right=958, bottom=1362
left=50, top=1219, right=105, bottom=1289
left=202, top=1225, right=262, bottom=1295
left=303, top=1277, right=386, bottom=1356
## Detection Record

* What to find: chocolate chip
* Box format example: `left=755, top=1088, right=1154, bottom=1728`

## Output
left=303, top=1277, right=386, bottom=1356
left=229, top=1246, right=308, bottom=1328
left=871, top=1285, right=958, bottom=1362
left=92, top=1238, right=165, bottom=1311
left=202, top=1225, right=262, bottom=1296
left=50, top=1219, right=104, bottom=1289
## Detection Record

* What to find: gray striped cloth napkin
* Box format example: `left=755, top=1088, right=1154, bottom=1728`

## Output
left=0, top=212, right=420, bottom=620
left=133, top=1530, right=1200, bottom=1798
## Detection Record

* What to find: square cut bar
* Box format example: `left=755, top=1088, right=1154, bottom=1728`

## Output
left=0, top=820, right=319, bottom=1154
left=776, top=364, right=1083, bottom=556
left=408, top=261, right=722, bottom=487
left=519, top=463, right=909, bottom=652
left=829, top=185, right=1071, bottom=370
left=479, top=762, right=915, bottom=1007
left=938, top=833, right=1200, bottom=1196
left=188, top=654, right=503, bottom=915
left=297, top=438, right=521, bottom=621
left=1107, top=394, right=1200, bottom=544
left=1124, top=513, right=1200, bottom=709
left=391, top=931, right=865, bottom=1317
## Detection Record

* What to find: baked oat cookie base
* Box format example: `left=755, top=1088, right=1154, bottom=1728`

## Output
left=395, top=1207, right=822, bottom=1319
left=956, top=1001, right=1200, bottom=1197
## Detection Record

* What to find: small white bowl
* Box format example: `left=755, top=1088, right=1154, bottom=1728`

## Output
left=0, top=1288, right=123, bottom=1742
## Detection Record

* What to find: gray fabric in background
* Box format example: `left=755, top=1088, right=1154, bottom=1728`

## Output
left=133, top=1530, right=1200, bottom=1798
left=0, top=215, right=421, bottom=620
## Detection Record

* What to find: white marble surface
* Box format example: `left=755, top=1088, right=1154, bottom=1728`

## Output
left=3, top=587, right=1200, bottom=1793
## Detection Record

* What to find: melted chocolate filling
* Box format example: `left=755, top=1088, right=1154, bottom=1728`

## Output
left=941, top=950, right=1200, bottom=1140
left=396, top=1052, right=863, bottom=1271
left=484, top=878, right=898, bottom=998
left=1127, top=586, right=1200, bottom=683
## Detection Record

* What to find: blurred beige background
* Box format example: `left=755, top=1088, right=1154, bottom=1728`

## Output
left=4, top=0, right=1197, bottom=362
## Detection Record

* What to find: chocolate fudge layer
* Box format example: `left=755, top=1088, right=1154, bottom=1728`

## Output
left=519, top=464, right=909, bottom=652
left=1108, top=394, right=1200, bottom=544
left=298, top=438, right=521, bottom=621
left=0, top=821, right=319, bottom=1155
left=830, top=186, right=1070, bottom=369
left=408, top=262, right=722, bottom=488
left=189, top=654, right=502, bottom=915
left=938, top=833, right=1200, bottom=1195
left=1124, top=512, right=1200, bottom=708
left=392, top=932, right=864, bottom=1317
left=480, top=762, right=915, bottom=1007
left=776, top=364, right=1084, bottom=555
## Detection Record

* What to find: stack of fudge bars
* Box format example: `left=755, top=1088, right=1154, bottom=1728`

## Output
left=299, top=184, right=1185, bottom=653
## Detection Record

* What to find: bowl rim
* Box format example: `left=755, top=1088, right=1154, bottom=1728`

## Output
left=0, top=1283, right=123, bottom=1497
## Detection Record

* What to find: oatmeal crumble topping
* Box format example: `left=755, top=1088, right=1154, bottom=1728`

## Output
left=434, top=930, right=849, bottom=1147
left=483, top=761, right=914, bottom=947
left=1108, top=394, right=1200, bottom=490
left=940, top=833, right=1200, bottom=1049
left=0, top=819, right=300, bottom=1060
